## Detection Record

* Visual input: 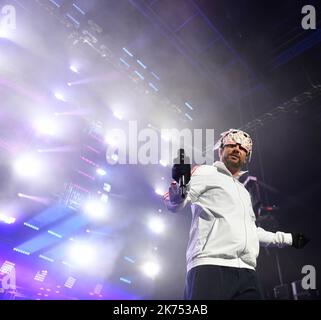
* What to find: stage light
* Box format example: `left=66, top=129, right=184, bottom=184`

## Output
left=96, top=168, right=107, bottom=176
left=137, top=59, right=147, bottom=69
left=155, top=188, right=164, bottom=196
left=141, top=261, right=160, bottom=279
left=0, top=261, right=15, bottom=274
left=103, top=183, right=111, bottom=193
left=54, top=92, right=65, bottom=102
left=122, top=47, right=133, bottom=57
left=0, top=213, right=16, bottom=224
left=148, top=216, right=165, bottom=234
left=34, top=270, right=48, bottom=282
left=68, top=243, right=97, bottom=268
left=184, top=102, right=194, bottom=110
left=39, top=255, right=54, bottom=263
left=48, top=230, right=63, bottom=238
left=149, top=82, right=158, bottom=92
left=120, top=277, right=131, bottom=284
left=24, top=222, right=39, bottom=231
left=64, top=276, right=77, bottom=289
left=84, top=199, right=106, bottom=220
left=151, top=71, right=160, bottom=80
left=70, top=64, right=79, bottom=73
left=17, top=193, right=50, bottom=205
left=34, top=117, right=58, bottom=136
left=124, top=256, right=135, bottom=264
left=159, top=159, right=168, bottom=167
left=13, top=248, right=30, bottom=255
left=13, top=154, right=45, bottom=179
left=113, top=111, right=123, bottom=120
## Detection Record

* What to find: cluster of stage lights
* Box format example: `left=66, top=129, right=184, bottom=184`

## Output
left=9, top=57, right=122, bottom=198
left=8, top=160, right=163, bottom=276
left=0, top=13, right=190, bottom=284
left=0, top=56, right=167, bottom=280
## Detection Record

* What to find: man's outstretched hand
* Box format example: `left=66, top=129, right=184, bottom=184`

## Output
left=168, top=181, right=185, bottom=203
left=292, top=233, right=310, bottom=249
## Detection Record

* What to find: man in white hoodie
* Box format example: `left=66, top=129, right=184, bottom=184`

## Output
left=163, top=129, right=309, bottom=300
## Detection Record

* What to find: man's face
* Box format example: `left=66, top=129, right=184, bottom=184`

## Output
left=220, top=143, right=248, bottom=170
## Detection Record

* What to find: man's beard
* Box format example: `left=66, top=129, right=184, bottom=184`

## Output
left=223, top=154, right=242, bottom=169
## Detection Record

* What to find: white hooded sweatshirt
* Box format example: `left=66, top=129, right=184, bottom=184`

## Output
left=164, top=161, right=293, bottom=272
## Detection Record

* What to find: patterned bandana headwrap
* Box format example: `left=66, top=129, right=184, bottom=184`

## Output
left=214, top=129, right=253, bottom=161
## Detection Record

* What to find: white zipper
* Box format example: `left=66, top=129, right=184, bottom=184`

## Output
left=234, top=178, right=248, bottom=257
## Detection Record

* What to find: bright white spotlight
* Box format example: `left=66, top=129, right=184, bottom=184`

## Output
left=54, top=92, right=65, bottom=102
left=159, top=159, right=168, bottom=167
left=96, top=168, right=107, bottom=176
left=148, top=216, right=165, bottom=234
left=69, top=65, right=79, bottom=73
left=103, top=183, right=111, bottom=193
left=0, top=214, right=16, bottom=224
left=141, top=261, right=160, bottom=279
left=14, top=154, right=44, bottom=179
left=113, top=111, right=123, bottom=120
left=84, top=200, right=106, bottom=220
left=34, top=117, right=58, bottom=136
left=68, top=243, right=97, bottom=268
left=155, top=188, right=164, bottom=196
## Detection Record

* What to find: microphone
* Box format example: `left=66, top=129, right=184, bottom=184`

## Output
left=172, top=149, right=191, bottom=199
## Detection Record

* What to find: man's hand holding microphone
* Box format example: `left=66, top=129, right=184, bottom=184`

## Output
left=170, top=149, right=191, bottom=203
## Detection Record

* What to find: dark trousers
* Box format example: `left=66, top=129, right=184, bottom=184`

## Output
left=184, top=265, right=263, bottom=300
